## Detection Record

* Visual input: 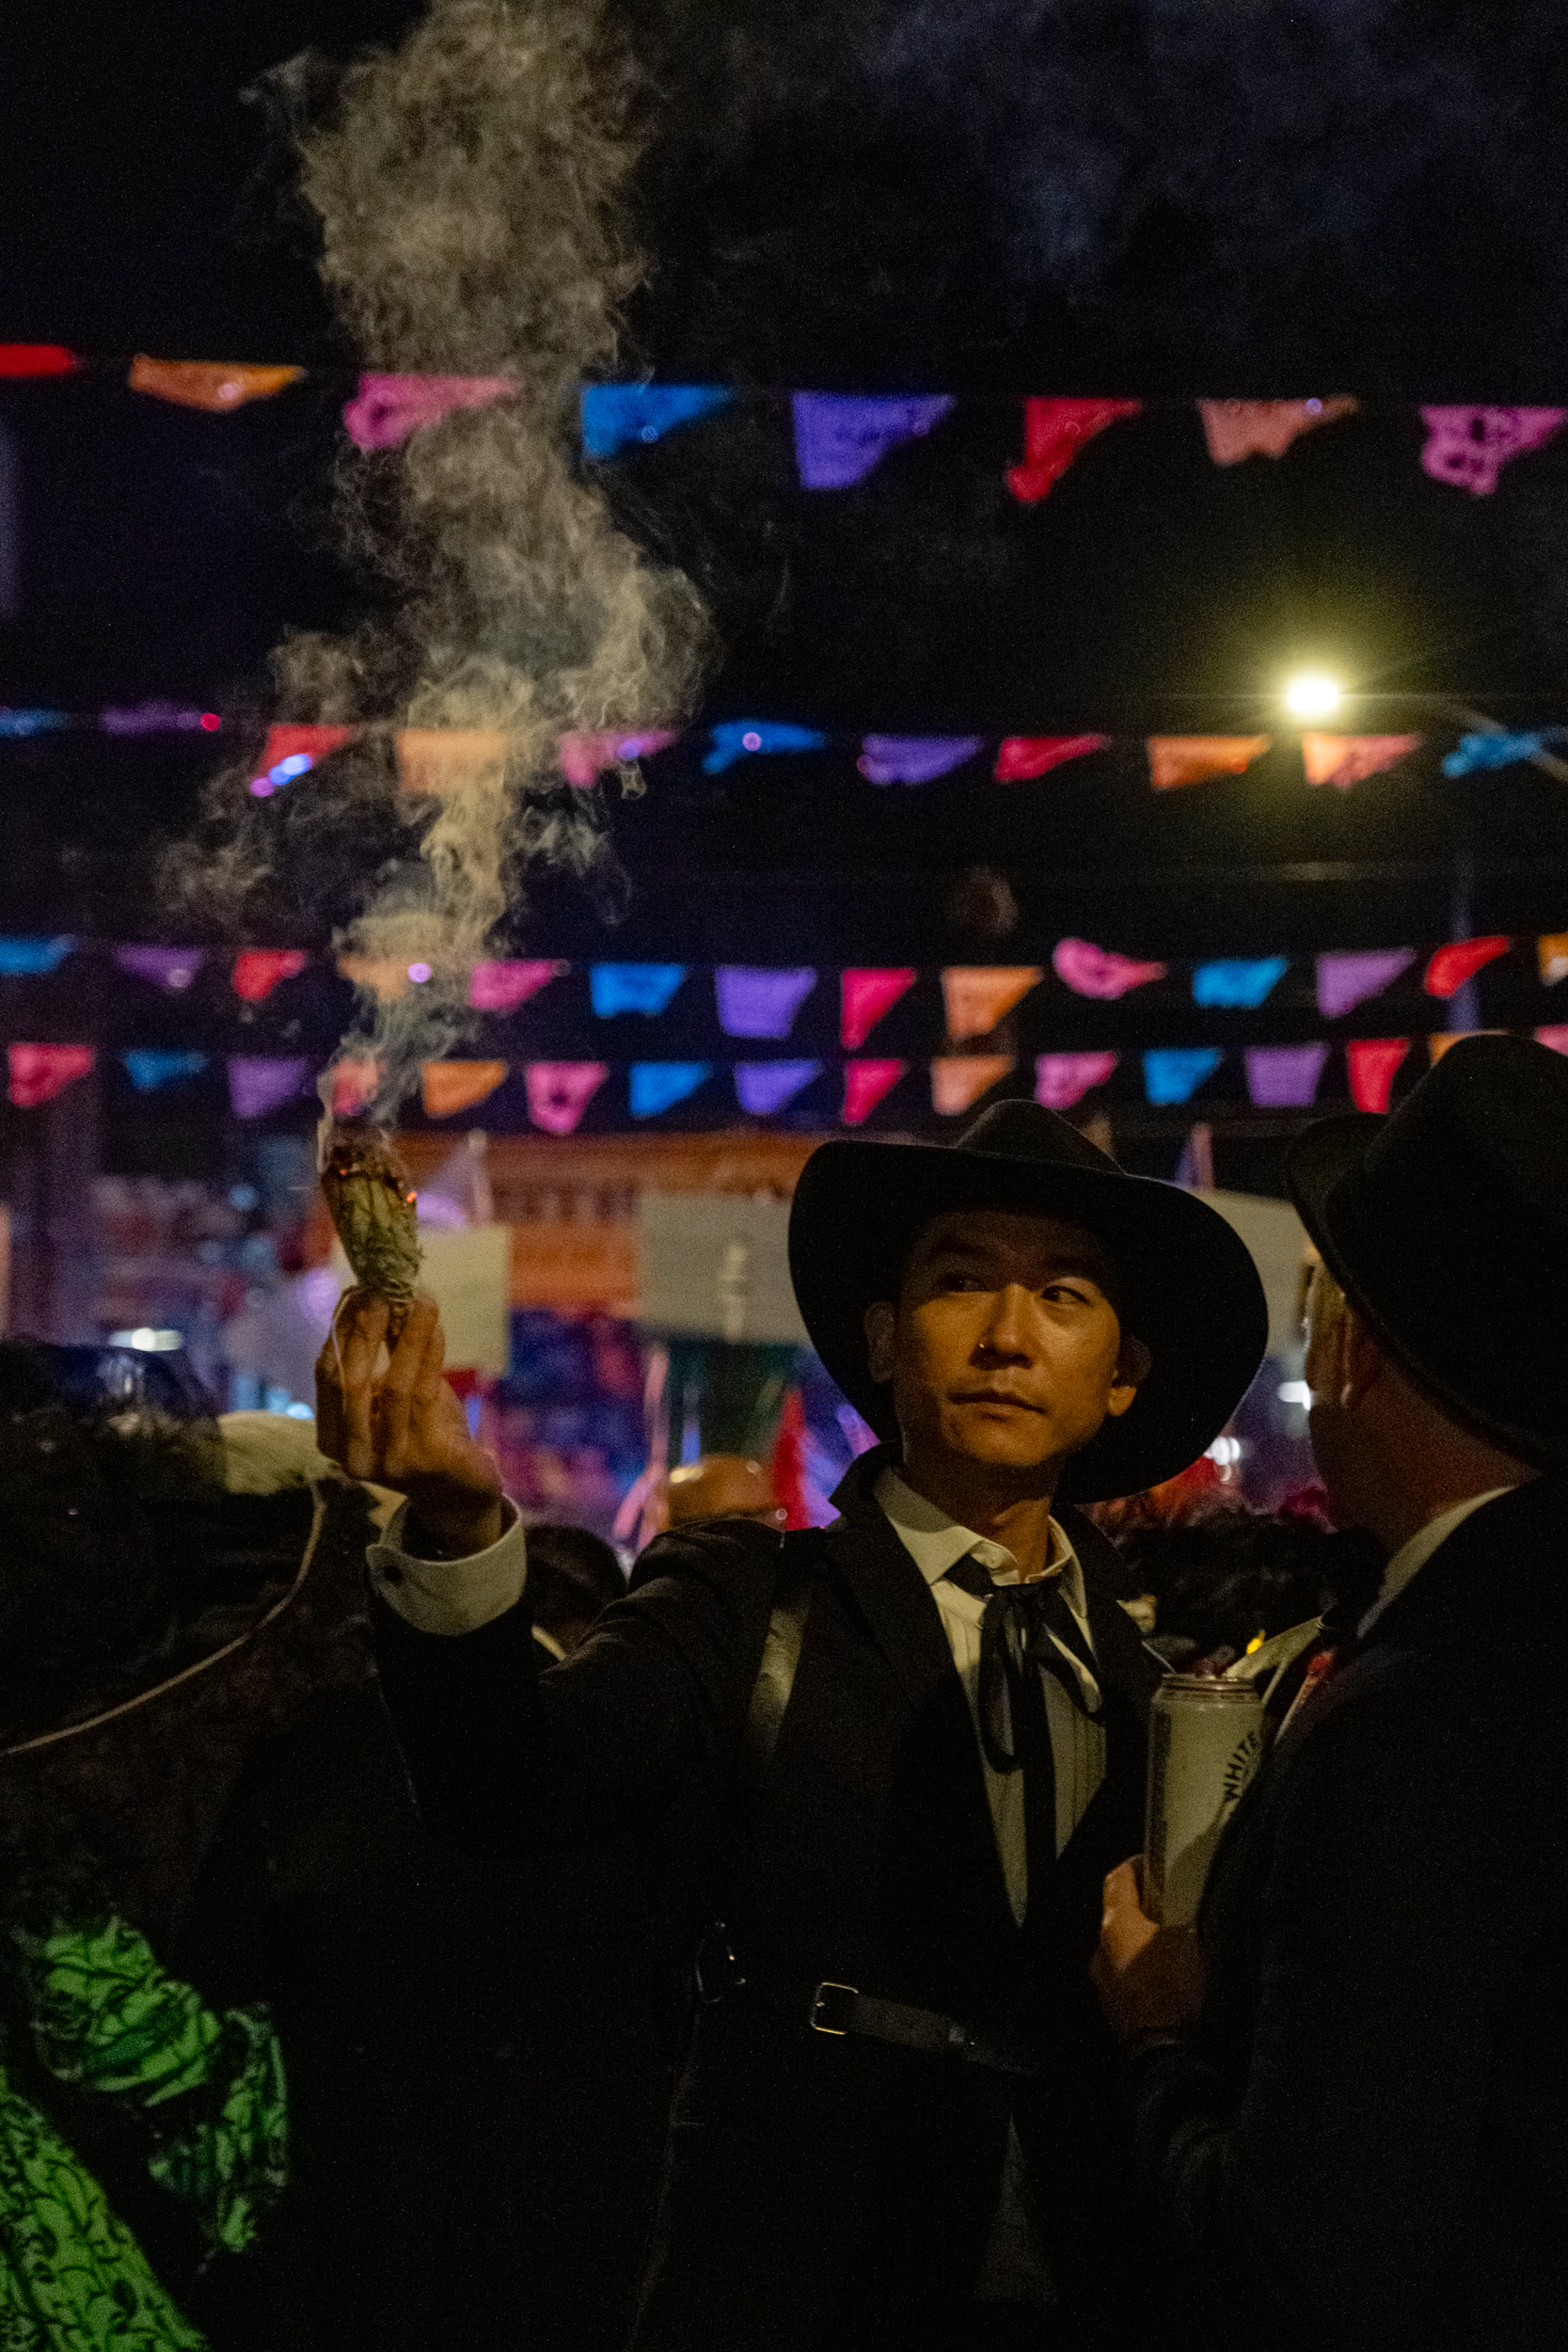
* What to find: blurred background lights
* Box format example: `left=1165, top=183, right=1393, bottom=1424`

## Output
left=1276, top=1379, right=1312, bottom=1406
left=407, top=960, right=433, bottom=983
left=108, top=1327, right=184, bottom=1352
left=1284, top=672, right=1343, bottom=719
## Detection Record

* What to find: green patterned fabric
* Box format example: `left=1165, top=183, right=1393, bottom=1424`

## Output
left=0, top=1915, right=289, bottom=2348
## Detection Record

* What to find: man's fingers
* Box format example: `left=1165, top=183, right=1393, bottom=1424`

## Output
left=334, top=1290, right=390, bottom=1480
left=377, top=1294, right=441, bottom=1480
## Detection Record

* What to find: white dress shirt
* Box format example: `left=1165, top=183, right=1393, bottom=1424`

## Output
left=1356, top=1485, right=1524, bottom=1636
left=873, top=1467, right=1105, bottom=1924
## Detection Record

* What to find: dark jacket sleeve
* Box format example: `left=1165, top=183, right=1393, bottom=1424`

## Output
left=1129, top=1650, right=1544, bottom=2352
left=370, top=1520, right=782, bottom=1855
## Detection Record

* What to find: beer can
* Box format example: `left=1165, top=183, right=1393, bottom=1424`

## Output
left=1144, top=1675, right=1265, bottom=1926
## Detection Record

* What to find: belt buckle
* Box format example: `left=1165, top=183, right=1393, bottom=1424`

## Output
left=810, top=1980, right=858, bottom=2036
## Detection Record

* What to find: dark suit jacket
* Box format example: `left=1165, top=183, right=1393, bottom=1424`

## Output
left=372, top=1448, right=1161, bottom=2352
left=1131, top=1476, right=1568, bottom=2352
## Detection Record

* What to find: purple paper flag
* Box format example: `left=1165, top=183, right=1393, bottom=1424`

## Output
left=115, top=945, right=207, bottom=993
left=1315, top=949, right=1418, bottom=1020
left=228, top=1057, right=310, bottom=1120
left=715, top=967, right=818, bottom=1040
left=791, top=394, right=956, bottom=490
left=1035, top=1052, right=1118, bottom=1110
left=857, top=736, right=984, bottom=786
left=735, top=1060, right=822, bottom=1116
left=1244, top=1044, right=1330, bottom=1108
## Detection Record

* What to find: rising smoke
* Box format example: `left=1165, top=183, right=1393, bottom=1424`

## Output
left=168, top=0, right=708, bottom=1118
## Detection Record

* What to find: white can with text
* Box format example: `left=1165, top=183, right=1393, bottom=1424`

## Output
left=1144, top=1674, right=1264, bottom=1926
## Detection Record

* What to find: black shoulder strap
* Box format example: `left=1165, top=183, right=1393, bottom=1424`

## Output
left=737, top=1541, right=818, bottom=1784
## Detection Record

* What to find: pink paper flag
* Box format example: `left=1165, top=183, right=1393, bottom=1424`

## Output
left=558, top=729, right=678, bottom=787
left=1423, top=938, right=1511, bottom=998
left=525, top=1061, right=607, bottom=1136
left=231, top=949, right=308, bottom=1003
left=228, top=1057, right=309, bottom=1119
left=1535, top=1025, right=1568, bottom=1056
left=343, top=373, right=518, bottom=452
left=1006, top=398, right=1141, bottom=503
left=1052, top=938, right=1167, bottom=1000
left=326, top=1059, right=381, bottom=1119
left=115, top=946, right=206, bottom=993
left=993, top=735, right=1110, bottom=782
left=1197, top=397, right=1357, bottom=465
left=1419, top=406, right=1566, bottom=496
left=841, top=967, right=917, bottom=1050
left=1243, top=1043, right=1330, bottom=1108
left=941, top=966, right=1042, bottom=1041
left=1301, top=734, right=1423, bottom=790
left=1346, top=1039, right=1409, bottom=1114
left=1035, top=1052, right=1117, bottom=1110
left=931, top=1057, right=1014, bottom=1115
left=1315, top=950, right=1418, bottom=1020
left=842, top=1060, right=907, bottom=1125
left=8, top=1042, right=94, bottom=1109
left=469, top=959, right=568, bottom=1012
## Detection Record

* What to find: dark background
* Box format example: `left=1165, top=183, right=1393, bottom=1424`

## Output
left=4, top=1, right=1568, bottom=1184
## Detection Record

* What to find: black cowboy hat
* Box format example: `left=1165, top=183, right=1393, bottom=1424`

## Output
left=787, top=1099, right=1270, bottom=1503
left=1285, top=1032, right=1568, bottom=1470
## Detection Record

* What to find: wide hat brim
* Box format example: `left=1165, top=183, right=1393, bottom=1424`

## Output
left=788, top=1106, right=1269, bottom=1503
left=1285, top=1033, right=1568, bottom=1470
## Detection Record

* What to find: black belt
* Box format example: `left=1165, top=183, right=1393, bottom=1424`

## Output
left=695, top=1934, right=1053, bottom=2082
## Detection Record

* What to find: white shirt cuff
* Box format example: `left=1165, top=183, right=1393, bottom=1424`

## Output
left=368, top=1498, right=529, bottom=1636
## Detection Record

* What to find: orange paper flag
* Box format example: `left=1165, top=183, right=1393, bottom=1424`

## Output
left=941, top=966, right=1043, bottom=1041
left=1429, top=1030, right=1503, bottom=1064
left=396, top=729, right=510, bottom=795
left=931, top=1057, right=1014, bottom=1116
left=338, top=955, right=411, bottom=1002
left=1538, top=932, right=1568, bottom=985
left=1148, top=737, right=1271, bottom=790
left=1197, top=397, right=1357, bottom=465
left=129, top=358, right=305, bottom=412
left=420, top=1060, right=509, bottom=1119
left=1301, top=734, right=1423, bottom=790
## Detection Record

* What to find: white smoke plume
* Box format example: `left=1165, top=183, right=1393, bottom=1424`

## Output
left=171, top=0, right=708, bottom=1117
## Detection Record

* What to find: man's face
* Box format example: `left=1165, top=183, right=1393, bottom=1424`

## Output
left=863, top=1207, right=1146, bottom=1486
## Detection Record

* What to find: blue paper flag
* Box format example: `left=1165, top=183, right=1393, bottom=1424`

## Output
left=629, top=1062, right=711, bottom=1118
left=121, top=1047, right=209, bottom=1093
left=579, top=384, right=735, bottom=461
left=589, top=963, right=688, bottom=1018
left=1192, top=956, right=1290, bottom=1009
left=0, top=707, right=71, bottom=739
left=1441, top=729, right=1560, bottom=776
left=703, top=722, right=830, bottom=774
left=0, top=935, right=75, bottom=977
left=1144, top=1047, right=1224, bottom=1105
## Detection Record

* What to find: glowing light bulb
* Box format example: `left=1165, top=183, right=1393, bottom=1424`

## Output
left=1284, top=672, right=1342, bottom=720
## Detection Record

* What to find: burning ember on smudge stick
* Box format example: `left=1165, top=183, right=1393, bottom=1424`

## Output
left=319, top=1120, right=422, bottom=1341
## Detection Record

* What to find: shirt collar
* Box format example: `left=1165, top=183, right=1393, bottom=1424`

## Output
left=1357, top=1485, right=1520, bottom=1636
left=873, top=1464, right=1085, bottom=1612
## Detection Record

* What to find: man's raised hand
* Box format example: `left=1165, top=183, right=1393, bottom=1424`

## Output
left=316, top=1290, right=505, bottom=1556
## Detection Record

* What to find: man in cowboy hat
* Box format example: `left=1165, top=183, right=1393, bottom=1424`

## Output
left=320, top=1101, right=1266, bottom=2352
left=1094, top=1033, right=1568, bottom=2352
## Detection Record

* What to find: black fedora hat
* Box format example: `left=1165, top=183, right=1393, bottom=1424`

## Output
left=787, top=1099, right=1270, bottom=1503
left=1285, top=1032, right=1568, bottom=1470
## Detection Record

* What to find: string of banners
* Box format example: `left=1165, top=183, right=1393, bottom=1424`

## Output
left=4, top=345, right=1567, bottom=500
left=6, top=713, right=1558, bottom=798
left=8, top=1030, right=1567, bottom=1126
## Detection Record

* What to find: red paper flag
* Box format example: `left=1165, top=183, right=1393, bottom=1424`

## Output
left=261, top=723, right=357, bottom=773
left=8, top=1042, right=94, bottom=1108
left=327, top=1058, right=381, bottom=1118
left=1006, top=398, right=1141, bottom=503
left=231, top=949, right=308, bottom=1003
left=1422, top=938, right=1511, bottom=998
left=841, top=967, right=916, bottom=1049
left=1346, top=1039, right=1409, bottom=1114
left=770, top=1387, right=810, bottom=1530
left=842, top=1060, right=906, bottom=1125
left=993, top=735, right=1110, bottom=782
left=0, top=345, right=79, bottom=378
